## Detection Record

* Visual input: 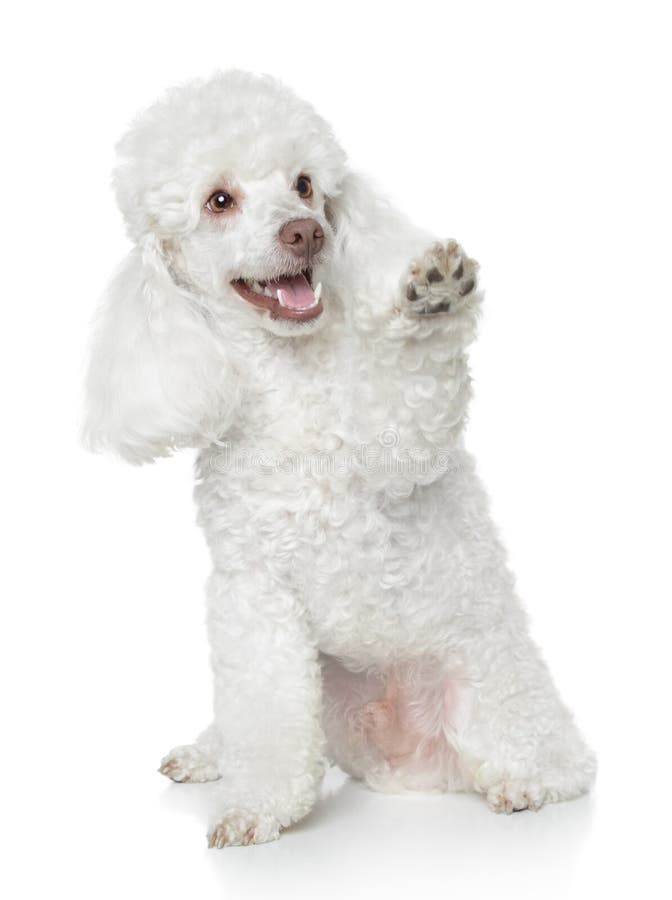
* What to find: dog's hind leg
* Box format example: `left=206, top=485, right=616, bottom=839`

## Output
left=159, top=724, right=223, bottom=783
left=456, top=624, right=597, bottom=813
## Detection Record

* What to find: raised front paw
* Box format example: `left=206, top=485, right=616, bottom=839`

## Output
left=405, top=240, right=478, bottom=315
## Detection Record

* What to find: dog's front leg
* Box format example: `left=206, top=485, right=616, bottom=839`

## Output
left=402, top=239, right=479, bottom=319
left=349, top=238, right=482, bottom=475
left=205, top=570, right=324, bottom=848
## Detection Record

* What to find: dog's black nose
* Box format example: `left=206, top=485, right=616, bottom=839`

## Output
left=279, top=218, right=324, bottom=260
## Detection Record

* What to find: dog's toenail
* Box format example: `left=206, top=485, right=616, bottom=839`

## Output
left=459, top=278, right=475, bottom=296
left=452, top=260, right=464, bottom=280
left=406, top=283, right=419, bottom=302
left=426, top=267, right=444, bottom=283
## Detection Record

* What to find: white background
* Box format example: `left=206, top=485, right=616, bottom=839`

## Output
left=2, top=1, right=671, bottom=897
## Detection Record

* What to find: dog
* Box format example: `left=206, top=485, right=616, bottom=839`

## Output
left=85, top=70, right=595, bottom=847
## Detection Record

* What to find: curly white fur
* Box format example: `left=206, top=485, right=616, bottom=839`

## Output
left=85, top=70, right=595, bottom=847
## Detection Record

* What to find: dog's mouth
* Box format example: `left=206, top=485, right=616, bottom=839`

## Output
left=231, top=269, right=323, bottom=321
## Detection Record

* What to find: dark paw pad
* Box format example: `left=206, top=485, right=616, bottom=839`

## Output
left=418, top=300, right=451, bottom=315
left=459, top=278, right=475, bottom=296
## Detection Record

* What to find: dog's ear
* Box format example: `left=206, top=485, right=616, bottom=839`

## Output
left=324, top=172, right=382, bottom=257
left=325, top=171, right=418, bottom=266
left=324, top=172, right=427, bottom=321
left=83, top=236, right=239, bottom=464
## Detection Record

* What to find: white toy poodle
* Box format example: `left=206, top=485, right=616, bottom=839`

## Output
left=85, top=70, right=595, bottom=847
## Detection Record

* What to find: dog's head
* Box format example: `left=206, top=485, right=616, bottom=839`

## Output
left=85, top=72, right=369, bottom=462
left=114, top=70, right=349, bottom=337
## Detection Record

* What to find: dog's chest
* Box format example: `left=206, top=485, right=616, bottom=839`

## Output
left=237, top=327, right=361, bottom=451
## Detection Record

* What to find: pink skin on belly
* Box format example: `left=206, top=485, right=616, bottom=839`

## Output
left=358, top=674, right=460, bottom=768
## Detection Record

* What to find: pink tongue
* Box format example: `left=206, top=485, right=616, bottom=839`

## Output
left=267, top=273, right=315, bottom=309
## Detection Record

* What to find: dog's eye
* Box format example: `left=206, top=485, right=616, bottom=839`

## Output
left=206, top=190, right=234, bottom=212
left=295, top=175, right=313, bottom=200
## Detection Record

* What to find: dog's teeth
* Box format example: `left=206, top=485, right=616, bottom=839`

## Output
left=313, top=282, right=322, bottom=303
left=277, top=289, right=289, bottom=308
